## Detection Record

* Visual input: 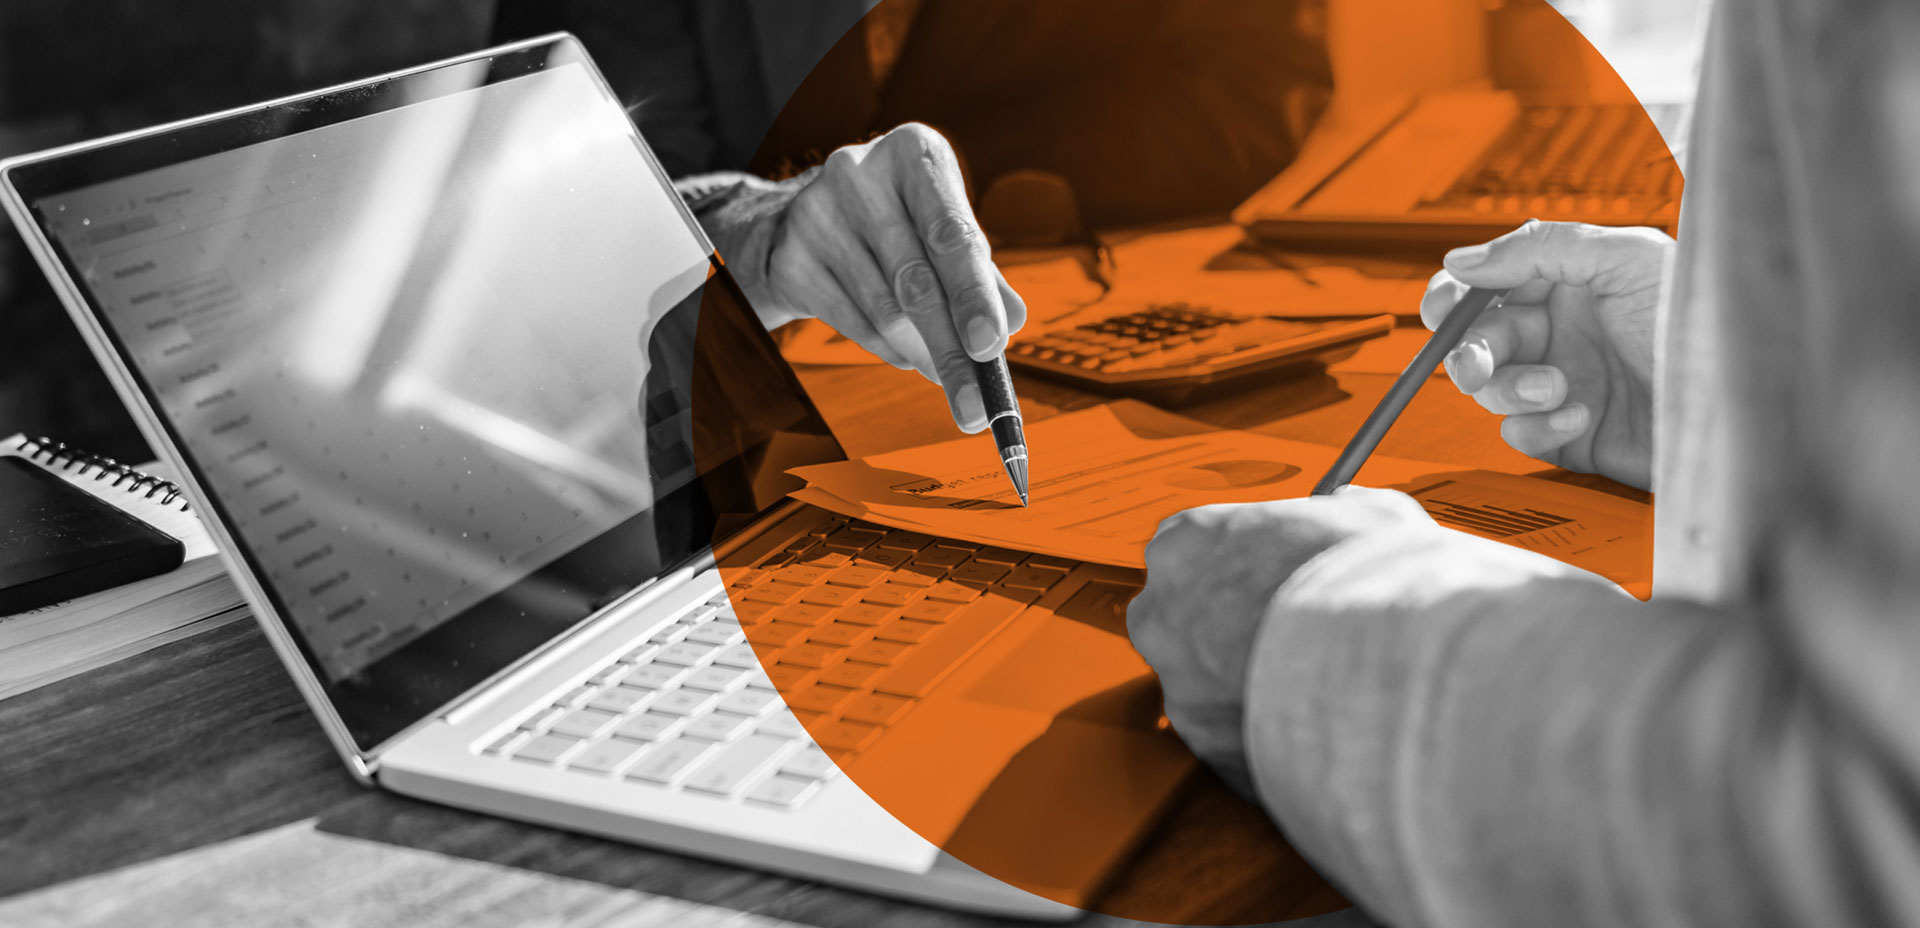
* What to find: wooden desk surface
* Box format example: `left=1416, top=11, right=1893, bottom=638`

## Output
left=0, top=323, right=1643, bottom=928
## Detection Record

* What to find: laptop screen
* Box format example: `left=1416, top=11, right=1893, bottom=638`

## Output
left=3, top=37, right=845, bottom=750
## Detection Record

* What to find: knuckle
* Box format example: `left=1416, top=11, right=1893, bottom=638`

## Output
left=929, top=343, right=973, bottom=378
left=922, top=210, right=984, bottom=256
left=893, top=260, right=944, bottom=311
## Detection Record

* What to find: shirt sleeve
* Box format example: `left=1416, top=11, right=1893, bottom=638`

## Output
left=1244, top=525, right=1920, bottom=928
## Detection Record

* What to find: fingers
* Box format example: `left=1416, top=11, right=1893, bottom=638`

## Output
left=886, top=126, right=1011, bottom=362
left=1438, top=300, right=1552, bottom=393
left=1499, top=403, right=1591, bottom=457
left=1471, top=364, right=1567, bottom=415
left=771, top=189, right=929, bottom=377
left=1440, top=219, right=1673, bottom=293
left=995, top=265, right=1029, bottom=336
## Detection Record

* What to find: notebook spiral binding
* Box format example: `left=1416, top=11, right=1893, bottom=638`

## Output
left=17, top=437, right=191, bottom=511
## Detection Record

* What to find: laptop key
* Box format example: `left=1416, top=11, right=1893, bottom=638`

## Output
left=781, top=745, right=840, bottom=780
left=650, top=689, right=721, bottom=716
left=1001, top=566, right=1067, bottom=591
left=717, top=687, right=780, bottom=717
left=745, top=775, right=823, bottom=809
left=798, top=585, right=859, bottom=606
left=684, top=735, right=794, bottom=796
left=614, top=712, right=686, bottom=742
left=855, top=548, right=913, bottom=569
left=827, top=566, right=888, bottom=587
left=902, top=600, right=962, bottom=623
left=743, top=581, right=809, bottom=605
left=813, top=720, right=883, bottom=753
left=514, top=733, right=584, bottom=764
left=625, top=738, right=718, bottom=785
left=884, top=568, right=939, bottom=588
left=483, top=730, right=529, bottom=755
left=796, top=550, right=851, bottom=568
left=625, top=662, right=693, bottom=690
left=951, top=561, right=1011, bottom=585
left=684, top=664, right=750, bottom=692
left=910, top=547, right=969, bottom=568
left=713, top=643, right=761, bottom=669
left=771, top=602, right=838, bottom=625
left=818, top=660, right=885, bottom=689
left=775, top=564, right=835, bottom=585
left=657, top=641, right=720, bottom=666
left=588, top=686, right=654, bottom=714
left=849, top=640, right=912, bottom=665
left=876, top=530, right=937, bottom=551
left=861, top=584, right=922, bottom=607
left=873, top=595, right=1025, bottom=698
left=778, top=643, right=848, bottom=669
left=751, top=621, right=811, bottom=647
left=807, top=622, right=873, bottom=648
left=554, top=685, right=597, bottom=707
left=1027, top=554, right=1079, bottom=571
left=757, top=711, right=808, bottom=740
left=650, top=624, right=692, bottom=645
left=620, top=644, right=661, bottom=664
left=685, top=623, right=744, bottom=646
left=569, top=738, right=648, bottom=774
left=922, top=581, right=983, bottom=604
left=873, top=619, right=939, bottom=643
left=683, top=711, right=755, bottom=742
left=836, top=603, right=898, bottom=626
left=842, top=693, right=914, bottom=726
left=589, top=664, right=630, bottom=685
left=972, top=546, right=1030, bottom=566
left=550, top=708, right=621, bottom=739
left=786, top=684, right=857, bottom=714
left=521, top=706, right=567, bottom=731
left=765, top=664, right=818, bottom=689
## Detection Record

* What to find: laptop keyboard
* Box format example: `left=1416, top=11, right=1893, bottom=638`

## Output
left=480, top=516, right=1082, bottom=810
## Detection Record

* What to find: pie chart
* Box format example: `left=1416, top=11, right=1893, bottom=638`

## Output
left=1162, top=459, right=1300, bottom=491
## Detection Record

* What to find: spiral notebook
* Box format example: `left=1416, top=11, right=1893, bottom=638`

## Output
left=0, top=434, right=245, bottom=699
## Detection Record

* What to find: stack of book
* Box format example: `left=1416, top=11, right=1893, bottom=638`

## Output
left=0, top=435, right=246, bottom=699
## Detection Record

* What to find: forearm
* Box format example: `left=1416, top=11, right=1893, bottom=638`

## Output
left=674, top=172, right=806, bottom=327
left=1248, top=528, right=1915, bottom=927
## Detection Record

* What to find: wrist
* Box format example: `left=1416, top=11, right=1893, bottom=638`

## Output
left=676, top=171, right=815, bottom=329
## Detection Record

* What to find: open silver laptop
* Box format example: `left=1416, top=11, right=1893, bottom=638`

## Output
left=0, top=35, right=1198, bottom=918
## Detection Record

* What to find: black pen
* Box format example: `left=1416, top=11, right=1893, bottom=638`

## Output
left=973, top=356, right=1030, bottom=506
left=1312, top=286, right=1509, bottom=496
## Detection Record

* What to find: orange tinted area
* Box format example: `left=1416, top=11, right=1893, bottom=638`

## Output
left=698, top=0, right=1675, bottom=921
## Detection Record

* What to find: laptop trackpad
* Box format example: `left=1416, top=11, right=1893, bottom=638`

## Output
left=960, top=581, right=1162, bottom=727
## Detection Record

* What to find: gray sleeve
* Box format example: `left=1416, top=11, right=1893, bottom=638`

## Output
left=1244, top=526, right=1920, bottom=928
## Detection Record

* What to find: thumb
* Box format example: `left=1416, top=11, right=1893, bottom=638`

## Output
left=1441, top=220, right=1647, bottom=292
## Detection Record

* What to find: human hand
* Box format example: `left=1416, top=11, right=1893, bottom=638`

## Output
left=1127, top=487, right=1434, bottom=795
left=1425, top=220, right=1672, bottom=490
left=724, top=123, right=1027, bottom=433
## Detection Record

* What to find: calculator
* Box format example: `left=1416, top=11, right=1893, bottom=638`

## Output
left=1006, top=303, right=1394, bottom=403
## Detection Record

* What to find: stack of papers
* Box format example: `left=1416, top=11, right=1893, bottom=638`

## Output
left=786, top=401, right=1651, bottom=592
left=0, top=456, right=245, bottom=699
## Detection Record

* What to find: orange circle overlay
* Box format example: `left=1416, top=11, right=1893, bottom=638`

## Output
left=693, top=1, right=1680, bottom=921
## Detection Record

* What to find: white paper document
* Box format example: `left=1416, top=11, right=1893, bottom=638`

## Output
left=786, top=402, right=1652, bottom=591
